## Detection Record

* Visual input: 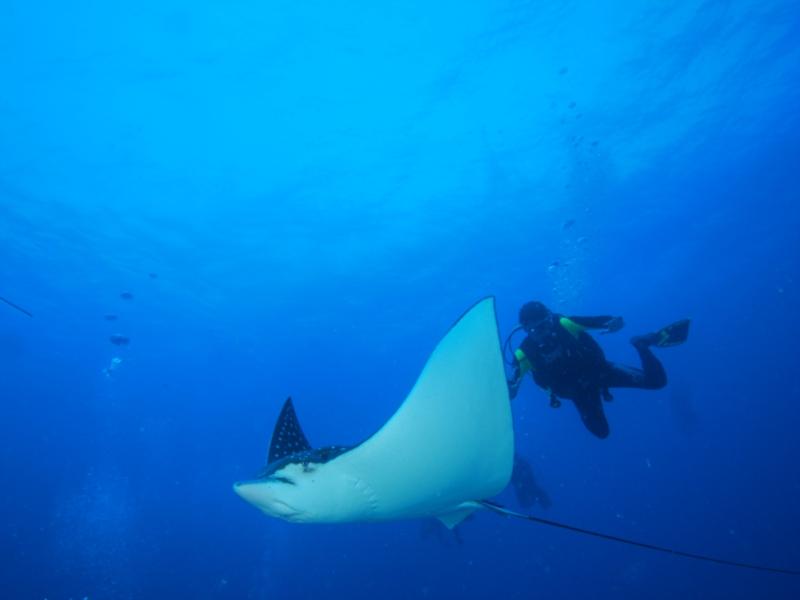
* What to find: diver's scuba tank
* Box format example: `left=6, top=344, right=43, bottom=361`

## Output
left=502, top=324, right=525, bottom=366
left=505, top=322, right=563, bottom=409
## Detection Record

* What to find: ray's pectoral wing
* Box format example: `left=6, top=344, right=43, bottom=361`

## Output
left=337, top=297, right=514, bottom=519
left=268, top=397, right=312, bottom=464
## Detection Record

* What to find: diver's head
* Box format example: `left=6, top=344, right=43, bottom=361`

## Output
left=519, top=301, right=552, bottom=332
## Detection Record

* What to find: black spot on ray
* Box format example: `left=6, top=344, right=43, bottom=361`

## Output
left=267, top=397, right=312, bottom=464
left=260, top=445, right=352, bottom=480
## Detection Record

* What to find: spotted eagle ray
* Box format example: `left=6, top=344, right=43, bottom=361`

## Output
left=234, top=297, right=798, bottom=576
left=236, top=297, right=512, bottom=527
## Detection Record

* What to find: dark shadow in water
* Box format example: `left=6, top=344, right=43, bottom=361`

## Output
left=419, top=515, right=472, bottom=546
left=669, top=378, right=698, bottom=437
left=511, top=453, right=552, bottom=510
left=419, top=453, right=553, bottom=548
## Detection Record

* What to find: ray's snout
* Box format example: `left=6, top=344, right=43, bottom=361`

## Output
left=234, top=480, right=275, bottom=512
left=234, top=480, right=301, bottom=520
left=233, top=481, right=259, bottom=503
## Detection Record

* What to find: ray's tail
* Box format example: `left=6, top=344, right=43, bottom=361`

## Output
left=480, top=501, right=799, bottom=576
left=0, top=296, right=33, bottom=317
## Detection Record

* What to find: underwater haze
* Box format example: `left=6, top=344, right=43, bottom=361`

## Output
left=2, top=0, right=800, bottom=598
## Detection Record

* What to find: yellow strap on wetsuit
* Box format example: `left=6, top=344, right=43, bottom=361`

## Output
left=514, top=348, right=532, bottom=376
left=517, top=349, right=561, bottom=408
left=559, top=316, right=586, bottom=339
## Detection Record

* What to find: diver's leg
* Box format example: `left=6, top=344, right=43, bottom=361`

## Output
left=572, top=393, right=610, bottom=439
left=637, top=343, right=667, bottom=388
left=603, top=343, right=667, bottom=390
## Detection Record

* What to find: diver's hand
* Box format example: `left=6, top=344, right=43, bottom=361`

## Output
left=601, top=316, right=624, bottom=334
left=508, top=379, right=520, bottom=400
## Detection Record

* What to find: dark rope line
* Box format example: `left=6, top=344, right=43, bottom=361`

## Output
left=0, top=296, right=33, bottom=317
left=483, top=502, right=799, bottom=576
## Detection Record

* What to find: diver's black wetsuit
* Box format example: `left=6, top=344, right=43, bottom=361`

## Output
left=510, top=314, right=666, bottom=438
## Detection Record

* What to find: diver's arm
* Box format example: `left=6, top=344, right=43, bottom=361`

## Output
left=569, top=315, right=624, bottom=332
left=508, top=347, right=533, bottom=400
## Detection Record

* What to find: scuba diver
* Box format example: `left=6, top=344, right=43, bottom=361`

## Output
left=505, top=301, right=690, bottom=439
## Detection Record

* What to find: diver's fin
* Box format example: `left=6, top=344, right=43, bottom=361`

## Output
left=478, top=501, right=799, bottom=576
left=267, top=397, right=312, bottom=464
left=633, top=319, right=691, bottom=349
left=654, top=318, right=690, bottom=347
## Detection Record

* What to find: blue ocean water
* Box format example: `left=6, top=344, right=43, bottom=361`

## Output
left=2, top=0, right=799, bottom=598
